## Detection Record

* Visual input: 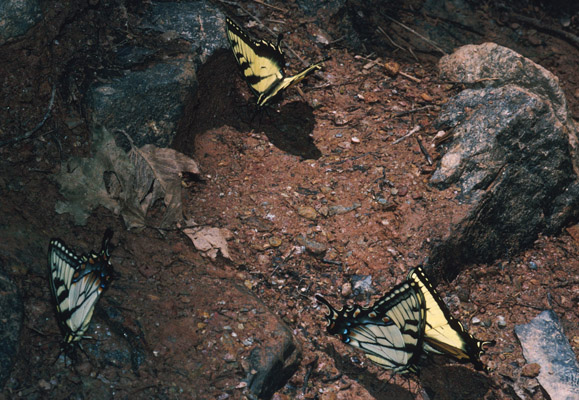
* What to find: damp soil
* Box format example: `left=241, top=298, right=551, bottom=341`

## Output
left=1, top=1, right=578, bottom=399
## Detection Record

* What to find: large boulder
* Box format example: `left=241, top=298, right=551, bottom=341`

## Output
left=429, top=43, right=579, bottom=276
left=86, top=0, right=227, bottom=151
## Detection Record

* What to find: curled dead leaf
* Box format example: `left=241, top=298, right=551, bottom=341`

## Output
left=184, top=227, right=232, bottom=260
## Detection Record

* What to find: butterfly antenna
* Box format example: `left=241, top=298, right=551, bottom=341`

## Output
left=249, top=108, right=258, bottom=125
left=101, top=228, right=114, bottom=254
left=75, top=341, right=95, bottom=366
left=54, top=341, right=75, bottom=366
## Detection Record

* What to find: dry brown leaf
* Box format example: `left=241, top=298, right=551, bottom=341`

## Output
left=183, top=227, right=232, bottom=260
left=54, top=124, right=200, bottom=229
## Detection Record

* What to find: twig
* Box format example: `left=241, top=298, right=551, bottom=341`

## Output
left=253, top=0, right=288, bottom=13
left=406, top=45, right=419, bottom=62
left=394, top=105, right=433, bottom=118
left=329, top=35, right=346, bottom=45
left=399, top=71, right=421, bottom=82
left=381, top=13, right=448, bottom=55
left=28, top=326, right=50, bottom=337
left=321, top=373, right=343, bottom=383
left=322, top=259, right=342, bottom=266
left=512, top=14, right=579, bottom=49
left=271, top=247, right=295, bottom=276
left=393, top=124, right=421, bottom=144
left=303, top=356, right=319, bottom=394
left=416, top=135, right=433, bottom=165
left=0, top=85, right=56, bottom=147
left=377, top=26, right=406, bottom=53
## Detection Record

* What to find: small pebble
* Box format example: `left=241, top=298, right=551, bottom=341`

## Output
left=351, top=137, right=360, bottom=144
left=497, top=315, right=507, bottom=328
left=528, top=261, right=538, bottom=270
left=296, top=235, right=327, bottom=255
left=38, top=379, right=51, bottom=390
left=383, top=60, right=400, bottom=76
left=297, top=206, right=318, bottom=220
left=341, top=282, right=352, bottom=297
left=521, top=363, right=541, bottom=378
left=268, top=236, right=282, bottom=247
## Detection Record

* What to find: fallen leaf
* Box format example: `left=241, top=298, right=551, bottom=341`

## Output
left=53, top=124, right=200, bottom=229
left=129, top=144, right=200, bottom=228
left=184, top=227, right=232, bottom=260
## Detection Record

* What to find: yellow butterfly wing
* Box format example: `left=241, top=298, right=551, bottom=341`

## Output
left=407, top=266, right=495, bottom=371
left=225, top=17, right=326, bottom=107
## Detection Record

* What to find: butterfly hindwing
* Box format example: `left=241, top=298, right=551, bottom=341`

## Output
left=316, top=280, right=426, bottom=373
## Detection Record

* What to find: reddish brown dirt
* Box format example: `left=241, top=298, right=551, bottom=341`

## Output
left=0, top=1, right=578, bottom=399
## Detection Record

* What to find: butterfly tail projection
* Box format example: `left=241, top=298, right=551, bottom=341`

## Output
left=257, top=57, right=329, bottom=107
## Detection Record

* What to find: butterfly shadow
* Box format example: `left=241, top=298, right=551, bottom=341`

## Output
left=322, top=344, right=417, bottom=400
left=172, top=50, right=322, bottom=160
left=258, top=101, right=322, bottom=160
left=418, top=362, right=494, bottom=400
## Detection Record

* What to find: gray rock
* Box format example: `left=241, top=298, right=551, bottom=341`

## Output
left=0, top=273, right=23, bottom=388
left=438, top=43, right=573, bottom=126
left=515, top=310, right=579, bottom=400
left=0, top=225, right=48, bottom=276
left=236, top=286, right=301, bottom=400
left=141, top=1, right=228, bottom=69
left=246, top=328, right=301, bottom=400
left=351, top=274, right=373, bottom=296
left=0, top=0, right=42, bottom=45
left=86, top=0, right=227, bottom=150
left=87, top=60, right=197, bottom=151
left=429, top=43, right=579, bottom=274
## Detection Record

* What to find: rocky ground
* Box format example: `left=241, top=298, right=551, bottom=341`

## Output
left=0, top=1, right=578, bottom=399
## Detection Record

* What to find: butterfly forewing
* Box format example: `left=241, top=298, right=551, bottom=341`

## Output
left=226, top=18, right=285, bottom=98
left=225, top=17, right=326, bottom=108
left=48, top=240, right=80, bottom=319
left=407, top=266, right=495, bottom=371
